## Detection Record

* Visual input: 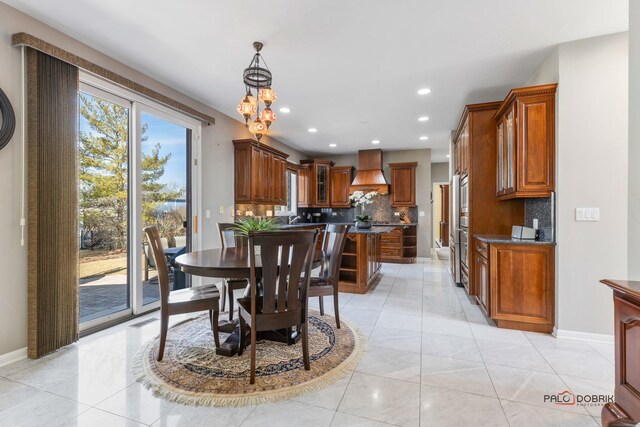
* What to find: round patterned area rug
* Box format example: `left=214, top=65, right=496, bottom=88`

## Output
left=133, top=309, right=365, bottom=407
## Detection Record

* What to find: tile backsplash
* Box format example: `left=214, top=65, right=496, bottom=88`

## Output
left=298, top=195, right=418, bottom=224
left=524, top=198, right=554, bottom=242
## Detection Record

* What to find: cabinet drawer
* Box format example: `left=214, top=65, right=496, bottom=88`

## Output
left=475, top=239, right=489, bottom=258
left=381, top=248, right=402, bottom=258
left=380, top=233, right=402, bottom=242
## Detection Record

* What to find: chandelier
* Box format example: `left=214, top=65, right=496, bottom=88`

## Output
left=237, top=41, right=277, bottom=141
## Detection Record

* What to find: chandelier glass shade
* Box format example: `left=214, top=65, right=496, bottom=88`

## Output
left=238, top=42, right=277, bottom=141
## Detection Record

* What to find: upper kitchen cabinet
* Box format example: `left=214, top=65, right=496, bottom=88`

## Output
left=297, top=164, right=310, bottom=207
left=454, top=117, right=470, bottom=177
left=299, top=159, right=334, bottom=208
left=330, top=166, right=354, bottom=208
left=389, top=162, right=417, bottom=207
left=233, top=139, right=289, bottom=205
left=495, top=84, right=557, bottom=199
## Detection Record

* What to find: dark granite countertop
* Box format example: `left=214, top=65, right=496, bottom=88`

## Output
left=475, top=234, right=556, bottom=246
left=279, top=223, right=397, bottom=234
left=281, top=222, right=418, bottom=227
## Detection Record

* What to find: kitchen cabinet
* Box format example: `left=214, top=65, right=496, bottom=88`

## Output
left=298, top=159, right=334, bottom=208
left=338, top=232, right=382, bottom=294
left=379, top=225, right=417, bottom=264
left=474, top=239, right=490, bottom=315
left=439, top=184, right=449, bottom=247
left=233, top=139, right=289, bottom=205
left=600, top=279, right=640, bottom=427
left=495, top=84, right=556, bottom=199
left=389, top=162, right=417, bottom=207
left=297, top=164, right=310, bottom=207
left=330, top=166, right=354, bottom=208
left=452, top=102, right=525, bottom=297
left=489, top=242, right=555, bottom=333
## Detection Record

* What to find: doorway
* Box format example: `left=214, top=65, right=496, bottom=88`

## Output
left=432, top=182, right=450, bottom=259
left=77, top=78, right=200, bottom=329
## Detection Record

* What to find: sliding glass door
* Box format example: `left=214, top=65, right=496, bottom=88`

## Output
left=78, top=78, right=200, bottom=330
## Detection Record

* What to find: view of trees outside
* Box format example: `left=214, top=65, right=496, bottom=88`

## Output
left=78, top=92, right=188, bottom=321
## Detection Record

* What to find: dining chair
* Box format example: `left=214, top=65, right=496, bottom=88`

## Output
left=143, top=236, right=168, bottom=281
left=308, top=224, right=350, bottom=328
left=237, top=230, right=318, bottom=384
left=144, top=226, right=221, bottom=361
left=217, top=223, right=249, bottom=321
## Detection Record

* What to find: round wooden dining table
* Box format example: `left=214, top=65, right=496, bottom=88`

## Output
left=174, top=247, right=325, bottom=356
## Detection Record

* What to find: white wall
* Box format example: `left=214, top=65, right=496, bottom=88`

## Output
left=630, top=3, right=640, bottom=279
left=527, top=33, right=629, bottom=337
left=431, top=162, right=449, bottom=184
left=0, top=2, right=304, bottom=357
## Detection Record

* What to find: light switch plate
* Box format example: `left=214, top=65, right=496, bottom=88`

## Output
left=576, top=207, right=600, bottom=221
left=419, top=211, right=425, bottom=217
left=219, top=206, right=224, bottom=215
left=205, top=209, right=211, bottom=219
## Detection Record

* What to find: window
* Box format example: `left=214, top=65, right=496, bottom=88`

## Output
left=277, top=168, right=297, bottom=216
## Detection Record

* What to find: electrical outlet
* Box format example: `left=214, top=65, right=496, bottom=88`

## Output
left=394, top=212, right=400, bottom=216
left=576, top=207, right=600, bottom=222
left=532, top=218, right=539, bottom=230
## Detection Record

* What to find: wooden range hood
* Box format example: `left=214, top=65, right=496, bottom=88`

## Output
left=350, top=149, right=390, bottom=194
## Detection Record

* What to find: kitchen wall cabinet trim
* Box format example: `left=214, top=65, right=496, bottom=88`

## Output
left=389, top=162, right=417, bottom=207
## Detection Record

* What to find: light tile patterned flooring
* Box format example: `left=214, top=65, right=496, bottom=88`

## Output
left=0, top=259, right=613, bottom=426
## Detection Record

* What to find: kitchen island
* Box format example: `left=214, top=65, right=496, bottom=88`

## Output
left=280, top=223, right=395, bottom=293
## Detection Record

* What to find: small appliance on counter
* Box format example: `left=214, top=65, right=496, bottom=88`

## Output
left=511, top=225, right=536, bottom=240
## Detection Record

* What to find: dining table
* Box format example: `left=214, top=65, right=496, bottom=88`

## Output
left=175, top=247, right=325, bottom=356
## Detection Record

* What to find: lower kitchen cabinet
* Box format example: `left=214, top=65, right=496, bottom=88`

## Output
left=488, top=242, right=555, bottom=333
left=338, top=232, right=382, bottom=294
left=475, top=251, right=490, bottom=315
left=379, top=225, right=417, bottom=264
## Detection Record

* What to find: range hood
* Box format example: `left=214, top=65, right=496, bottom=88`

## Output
left=350, top=149, right=390, bottom=194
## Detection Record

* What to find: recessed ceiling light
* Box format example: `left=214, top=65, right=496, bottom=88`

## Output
left=371, top=140, right=380, bottom=145
left=417, top=88, right=431, bottom=95
left=279, top=107, right=291, bottom=113
left=446, top=155, right=450, bottom=158
left=418, top=116, right=429, bottom=122
left=420, top=136, right=429, bottom=141
left=308, top=128, right=318, bottom=133
left=329, top=143, right=337, bottom=148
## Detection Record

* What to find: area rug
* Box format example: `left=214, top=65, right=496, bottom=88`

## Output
left=133, top=309, right=365, bottom=407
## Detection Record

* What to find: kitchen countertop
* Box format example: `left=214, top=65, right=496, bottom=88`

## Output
left=281, top=222, right=418, bottom=227
left=279, top=224, right=397, bottom=234
left=475, top=234, right=556, bottom=246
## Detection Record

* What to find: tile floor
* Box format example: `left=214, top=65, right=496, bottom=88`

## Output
left=0, top=258, right=613, bottom=426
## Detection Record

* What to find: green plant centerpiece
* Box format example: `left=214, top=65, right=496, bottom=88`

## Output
left=232, top=217, right=278, bottom=254
left=349, top=190, right=378, bottom=229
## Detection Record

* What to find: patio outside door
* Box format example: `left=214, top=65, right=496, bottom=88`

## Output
left=78, top=80, right=199, bottom=330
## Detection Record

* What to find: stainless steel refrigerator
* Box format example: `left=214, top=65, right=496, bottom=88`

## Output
left=449, top=174, right=461, bottom=285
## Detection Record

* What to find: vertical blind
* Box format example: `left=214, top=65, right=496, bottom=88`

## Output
left=27, top=48, right=79, bottom=358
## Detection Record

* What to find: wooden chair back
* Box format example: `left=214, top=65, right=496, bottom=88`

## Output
left=322, top=224, right=351, bottom=282
left=143, top=226, right=170, bottom=308
left=218, top=222, right=247, bottom=249
left=248, top=230, right=317, bottom=317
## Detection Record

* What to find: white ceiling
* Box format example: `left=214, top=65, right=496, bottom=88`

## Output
left=4, top=0, right=628, bottom=162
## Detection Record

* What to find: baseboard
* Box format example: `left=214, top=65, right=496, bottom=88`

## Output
left=0, top=347, right=27, bottom=367
left=554, top=329, right=614, bottom=344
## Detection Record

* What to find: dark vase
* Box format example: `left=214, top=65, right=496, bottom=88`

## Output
left=355, top=220, right=372, bottom=229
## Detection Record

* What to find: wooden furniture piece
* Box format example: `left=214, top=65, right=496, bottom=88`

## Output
left=144, top=226, right=221, bottom=361
left=233, top=139, right=289, bottom=205
left=380, top=225, right=417, bottom=264
left=330, top=166, right=354, bottom=208
left=389, top=162, right=417, bottom=207
left=298, top=159, right=334, bottom=208
left=338, top=231, right=383, bottom=294
left=175, top=247, right=325, bottom=357
left=308, top=224, right=351, bottom=328
left=453, top=102, right=525, bottom=297
left=495, top=84, right=556, bottom=200
left=237, top=230, right=318, bottom=384
left=439, top=185, right=449, bottom=247
left=473, top=239, right=554, bottom=333
left=600, top=279, right=640, bottom=427
left=349, top=149, right=390, bottom=194
left=217, top=223, right=249, bottom=321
